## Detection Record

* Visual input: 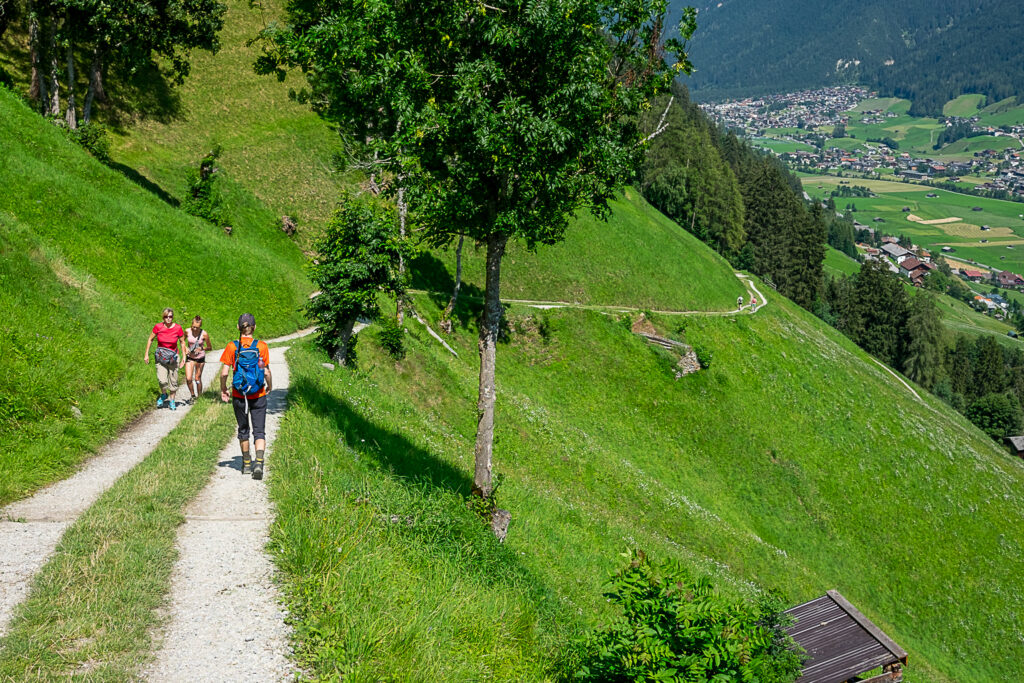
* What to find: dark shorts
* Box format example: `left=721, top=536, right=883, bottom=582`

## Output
left=232, top=394, right=267, bottom=442
left=185, top=356, right=206, bottom=365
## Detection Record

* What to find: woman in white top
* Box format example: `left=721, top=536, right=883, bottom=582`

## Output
left=183, top=315, right=213, bottom=404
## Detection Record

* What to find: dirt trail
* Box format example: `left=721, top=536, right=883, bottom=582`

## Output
left=144, top=345, right=295, bottom=681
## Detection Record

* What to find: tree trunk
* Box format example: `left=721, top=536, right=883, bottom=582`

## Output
left=440, top=234, right=464, bottom=334
left=395, top=185, right=407, bottom=325
left=331, top=317, right=357, bottom=366
left=29, top=16, right=42, bottom=107
left=64, top=24, right=77, bottom=129
left=82, top=49, right=102, bottom=124
left=46, top=21, right=60, bottom=117
left=472, top=232, right=508, bottom=499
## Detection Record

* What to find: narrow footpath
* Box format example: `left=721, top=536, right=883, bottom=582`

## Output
left=144, top=345, right=294, bottom=681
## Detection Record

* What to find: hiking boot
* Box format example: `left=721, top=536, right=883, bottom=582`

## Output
left=156, top=393, right=167, bottom=408
left=169, top=399, right=177, bottom=411
left=252, top=458, right=264, bottom=481
left=241, top=457, right=251, bottom=475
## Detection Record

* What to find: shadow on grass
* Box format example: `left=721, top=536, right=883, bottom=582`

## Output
left=107, top=161, right=180, bottom=207
left=294, top=375, right=472, bottom=495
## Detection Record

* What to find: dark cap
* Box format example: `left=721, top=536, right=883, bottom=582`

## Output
left=238, top=313, right=256, bottom=328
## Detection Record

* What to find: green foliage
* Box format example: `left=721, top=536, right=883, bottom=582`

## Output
left=682, top=0, right=1024, bottom=114
left=641, top=91, right=746, bottom=255
left=903, top=292, right=944, bottom=390
left=182, top=146, right=229, bottom=227
left=966, top=393, right=1023, bottom=440
left=64, top=122, right=110, bottom=164
left=258, top=0, right=695, bottom=252
left=693, top=344, right=713, bottom=370
left=305, top=195, right=406, bottom=360
left=377, top=315, right=406, bottom=360
left=567, top=550, right=803, bottom=683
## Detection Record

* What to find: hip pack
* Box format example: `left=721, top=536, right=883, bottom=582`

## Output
left=155, top=347, right=178, bottom=367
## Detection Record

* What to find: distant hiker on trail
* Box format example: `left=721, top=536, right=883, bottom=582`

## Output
left=220, top=313, right=272, bottom=480
left=184, top=316, right=212, bottom=405
left=737, top=295, right=743, bottom=310
left=144, top=307, right=185, bottom=410
left=749, top=293, right=757, bottom=310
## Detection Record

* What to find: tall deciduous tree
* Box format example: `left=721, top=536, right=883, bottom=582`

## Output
left=259, top=0, right=696, bottom=502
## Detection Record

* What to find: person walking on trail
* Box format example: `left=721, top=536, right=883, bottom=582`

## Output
left=144, top=307, right=185, bottom=410
left=220, top=313, right=272, bottom=480
left=183, top=315, right=212, bottom=405
left=749, top=293, right=757, bottom=310
left=737, top=295, right=743, bottom=311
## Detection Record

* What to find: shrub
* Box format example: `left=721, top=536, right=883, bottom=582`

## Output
left=66, top=123, right=111, bottom=164
left=566, top=550, right=804, bottom=683
left=694, top=344, right=713, bottom=369
left=378, top=316, right=406, bottom=359
left=183, top=146, right=229, bottom=227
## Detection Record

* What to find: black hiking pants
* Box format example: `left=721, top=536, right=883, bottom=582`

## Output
left=232, top=394, right=267, bottom=442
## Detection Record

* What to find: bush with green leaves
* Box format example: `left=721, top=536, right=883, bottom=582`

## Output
left=567, top=550, right=803, bottom=683
left=305, top=194, right=408, bottom=364
left=183, top=146, right=229, bottom=227
left=65, top=123, right=111, bottom=164
left=377, top=315, right=406, bottom=360
left=693, top=344, right=713, bottom=370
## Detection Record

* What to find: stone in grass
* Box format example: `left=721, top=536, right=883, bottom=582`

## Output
left=71, top=405, right=83, bottom=419
left=322, top=362, right=336, bottom=371
left=491, top=509, right=512, bottom=543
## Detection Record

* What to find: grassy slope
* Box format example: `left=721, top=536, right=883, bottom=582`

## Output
left=942, top=94, right=986, bottom=118
left=416, top=188, right=744, bottom=312
left=0, top=88, right=309, bottom=504
left=273, top=284, right=1024, bottom=681
left=109, top=0, right=349, bottom=248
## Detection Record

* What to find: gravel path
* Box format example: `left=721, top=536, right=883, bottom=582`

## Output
left=144, top=345, right=295, bottom=682
left=0, top=373, right=200, bottom=638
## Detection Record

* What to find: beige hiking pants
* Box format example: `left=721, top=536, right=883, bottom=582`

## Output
left=156, top=361, right=179, bottom=396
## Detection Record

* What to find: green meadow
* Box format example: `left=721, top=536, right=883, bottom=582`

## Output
left=804, top=175, right=1024, bottom=273
left=419, top=189, right=744, bottom=312
left=269, top=284, right=1024, bottom=682
left=823, top=245, right=861, bottom=277
left=942, top=94, right=987, bottom=118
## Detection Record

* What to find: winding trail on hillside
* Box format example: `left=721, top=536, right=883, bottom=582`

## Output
left=410, top=272, right=768, bottom=317
left=0, top=328, right=313, bottom=642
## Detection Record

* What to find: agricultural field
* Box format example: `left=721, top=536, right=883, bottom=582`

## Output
left=804, top=175, right=1024, bottom=272
left=942, top=94, right=986, bottom=118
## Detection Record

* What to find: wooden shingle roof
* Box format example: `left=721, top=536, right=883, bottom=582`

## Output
left=785, top=590, right=907, bottom=683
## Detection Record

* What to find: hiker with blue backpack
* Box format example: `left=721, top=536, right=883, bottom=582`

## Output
left=219, top=313, right=273, bottom=480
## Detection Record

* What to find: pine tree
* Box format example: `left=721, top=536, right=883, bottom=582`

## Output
left=903, top=293, right=944, bottom=390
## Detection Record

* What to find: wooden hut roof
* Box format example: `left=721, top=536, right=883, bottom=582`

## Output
left=785, top=590, right=907, bottom=683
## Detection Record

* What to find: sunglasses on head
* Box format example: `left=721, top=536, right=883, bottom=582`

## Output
left=164, top=314, right=173, bottom=319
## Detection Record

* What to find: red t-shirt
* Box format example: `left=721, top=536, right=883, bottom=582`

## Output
left=152, top=323, right=184, bottom=349
left=220, top=337, right=271, bottom=398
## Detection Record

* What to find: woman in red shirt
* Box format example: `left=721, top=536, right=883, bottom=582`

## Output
left=143, top=307, right=186, bottom=410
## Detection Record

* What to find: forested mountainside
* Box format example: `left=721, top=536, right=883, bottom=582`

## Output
left=677, top=0, right=1024, bottom=115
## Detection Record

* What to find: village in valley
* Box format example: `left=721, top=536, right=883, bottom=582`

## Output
left=700, top=86, right=1024, bottom=199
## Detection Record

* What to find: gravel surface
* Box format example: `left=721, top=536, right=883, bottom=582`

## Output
left=144, top=346, right=295, bottom=682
